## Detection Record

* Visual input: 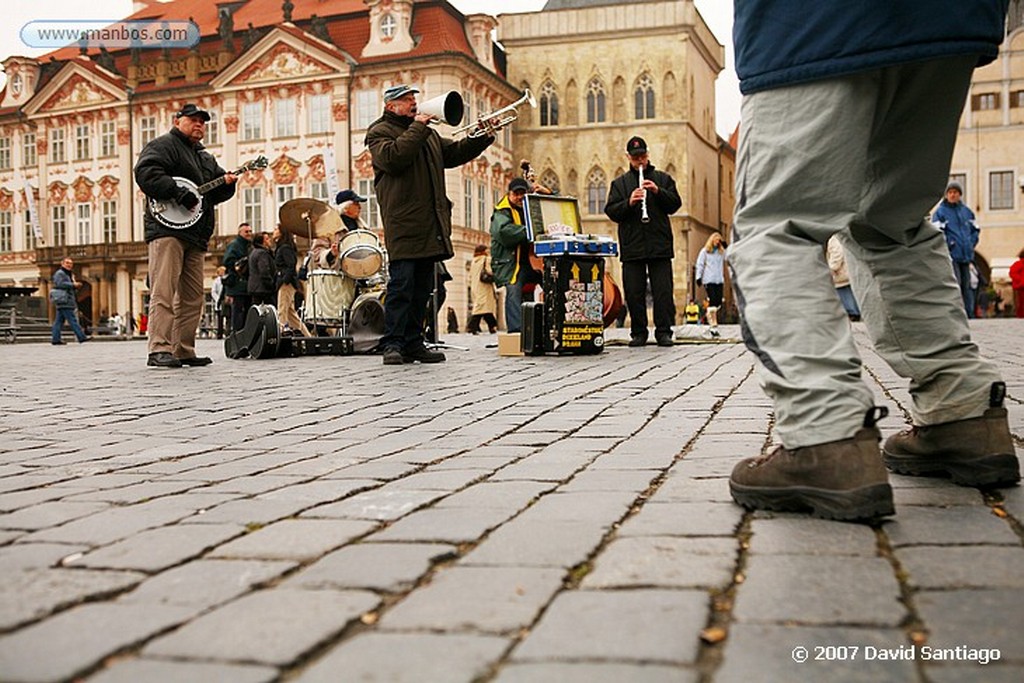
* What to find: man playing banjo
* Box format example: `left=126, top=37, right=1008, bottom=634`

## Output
left=135, top=103, right=238, bottom=368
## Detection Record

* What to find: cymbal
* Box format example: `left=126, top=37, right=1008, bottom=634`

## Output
left=279, top=198, right=340, bottom=237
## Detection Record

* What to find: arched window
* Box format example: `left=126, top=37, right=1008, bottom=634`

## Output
left=540, top=81, right=559, bottom=127
left=540, top=169, right=560, bottom=194
left=586, top=78, right=606, bottom=123
left=586, top=167, right=607, bottom=215
left=634, top=73, right=655, bottom=120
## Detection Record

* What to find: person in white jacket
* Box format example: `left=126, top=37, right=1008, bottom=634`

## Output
left=694, top=232, right=727, bottom=336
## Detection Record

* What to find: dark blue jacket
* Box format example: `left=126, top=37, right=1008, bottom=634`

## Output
left=734, top=1, right=1008, bottom=94
left=932, top=200, right=979, bottom=264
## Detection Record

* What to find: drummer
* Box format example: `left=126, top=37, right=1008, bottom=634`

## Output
left=335, top=188, right=367, bottom=232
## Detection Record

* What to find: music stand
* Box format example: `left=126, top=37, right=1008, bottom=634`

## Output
left=425, top=262, right=467, bottom=351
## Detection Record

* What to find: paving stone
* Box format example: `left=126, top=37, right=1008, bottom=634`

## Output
left=617, top=502, right=742, bottom=537
left=0, top=602, right=194, bottom=683
left=0, top=567, right=144, bottom=630
left=383, top=469, right=488, bottom=491
left=885, top=505, right=1019, bottom=546
left=512, top=589, right=708, bottom=664
left=69, top=523, right=243, bottom=572
left=302, top=488, right=447, bottom=520
left=583, top=537, right=736, bottom=589
left=284, top=542, right=454, bottom=592
left=144, top=588, right=379, bottom=665
left=493, top=662, right=697, bottom=683
left=86, top=658, right=278, bottom=683
left=370, top=506, right=514, bottom=543
left=0, top=500, right=111, bottom=531
left=891, top=484, right=985, bottom=507
left=926, top=664, right=1024, bottom=682
left=198, top=475, right=309, bottom=496
left=62, top=480, right=203, bottom=505
left=465, top=518, right=608, bottom=568
left=898, top=547, right=1024, bottom=589
left=651, top=473, right=734, bottom=502
left=746, top=516, right=880, bottom=556
left=716, top=624, right=914, bottom=683
left=436, top=481, right=556, bottom=509
left=210, top=518, right=375, bottom=561
left=558, top=468, right=658, bottom=493
left=0, top=542, right=88, bottom=572
left=381, top=565, right=564, bottom=633
left=254, top=478, right=380, bottom=504
left=515, top=490, right=638, bottom=523
left=185, top=498, right=309, bottom=526
left=295, top=632, right=510, bottom=683
left=915, top=589, right=1024, bottom=657
left=734, top=555, right=904, bottom=626
left=119, top=558, right=296, bottom=608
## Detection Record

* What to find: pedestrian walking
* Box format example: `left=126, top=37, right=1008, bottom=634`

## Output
left=932, top=181, right=980, bottom=318
left=467, top=245, right=498, bottom=334
left=49, top=257, right=89, bottom=345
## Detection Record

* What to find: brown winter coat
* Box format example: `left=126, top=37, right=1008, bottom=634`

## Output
left=366, top=110, right=493, bottom=261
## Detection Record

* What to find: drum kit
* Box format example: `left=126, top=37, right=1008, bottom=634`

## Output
left=225, top=197, right=388, bottom=359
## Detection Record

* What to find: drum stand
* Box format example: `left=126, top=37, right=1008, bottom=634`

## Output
left=425, top=262, right=467, bottom=352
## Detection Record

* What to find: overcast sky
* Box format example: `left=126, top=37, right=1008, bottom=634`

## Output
left=1, top=0, right=739, bottom=137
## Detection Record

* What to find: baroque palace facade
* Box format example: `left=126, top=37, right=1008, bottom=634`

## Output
left=499, top=0, right=729, bottom=313
left=0, top=0, right=731, bottom=328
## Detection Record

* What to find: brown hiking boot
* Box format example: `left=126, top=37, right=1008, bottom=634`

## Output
left=730, top=408, right=894, bottom=521
left=883, top=382, right=1020, bottom=487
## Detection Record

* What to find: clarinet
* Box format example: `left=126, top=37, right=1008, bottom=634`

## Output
left=638, top=164, right=650, bottom=223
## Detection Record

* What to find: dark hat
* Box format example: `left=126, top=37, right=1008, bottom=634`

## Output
left=946, top=180, right=964, bottom=194
left=509, top=177, right=530, bottom=193
left=175, top=103, right=210, bottom=122
left=383, top=84, right=420, bottom=102
left=335, top=189, right=367, bottom=204
left=626, top=136, right=648, bottom=155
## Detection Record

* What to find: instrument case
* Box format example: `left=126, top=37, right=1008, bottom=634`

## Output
left=533, top=237, right=619, bottom=257
left=537, top=255, right=606, bottom=355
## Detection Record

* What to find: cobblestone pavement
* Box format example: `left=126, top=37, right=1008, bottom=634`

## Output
left=0, top=322, right=1022, bottom=683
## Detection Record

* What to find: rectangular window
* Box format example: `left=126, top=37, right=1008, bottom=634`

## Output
left=0, top=138, right=10, bottom=170
left=462, top=91, right=473, bottom=127
left=0, top=211, right=11, bottom=252
left=477, top=184, right=486, bottom=231
left=242, top=102, right=263, bottom=141
left=503, top=126, right=511, bottom=150
left=75, top=124, right=91, bottom=161
left=52, top=205, right=67, bottom=246
left=1011, top=91, right=1024, bottom=108
left=100, top=121, right=116, bottom=157
left=206, top=111, right=220, bottom=145
left=243, top=187, right=262, bottom=229
left=989, top=170, right=1014, bottom=210
left=76, top=203, right=92, bottom=245
left=22, top=133, right=37, bottom=167
left=355, top=90, right=379, bottom=129
left=308, top=94, right=330, bottom=134
left=464, top=179, right=472, bottom=228
left=24, top=210, right=36, bottom=250
left=50, top=128, right=66, bottom=163
left=274, top=98, right=297, bottom=137
left=276, top=184, right=295, bottom=216
left=102, top=199, right=117, bottom=242
left=357, top=179, right=379, bottom=228
left=972, top=93, right=1000, bottom=111
left=309, top=180, right=328, bottom=201
left=140, top=116, right=157, bottom=146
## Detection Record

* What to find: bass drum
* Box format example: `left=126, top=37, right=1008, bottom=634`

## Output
left=304, top=269, right=355, bottom=325
left=347, top=290, right=385, bottom=353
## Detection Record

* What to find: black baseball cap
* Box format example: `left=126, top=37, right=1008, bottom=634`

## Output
left=509, top=178, right=530, bottom=193
left=626, top=136, right=648, bottom=155
left=336, top=189, right=367, bottom=204
left=175, top=103, right=210, bottom=122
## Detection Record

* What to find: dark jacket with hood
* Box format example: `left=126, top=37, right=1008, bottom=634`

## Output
left=604, top=164, right=682, bottom=262
left=366, top=109, right=492, bottom=261
left=134, top=127, right=236, bottom=251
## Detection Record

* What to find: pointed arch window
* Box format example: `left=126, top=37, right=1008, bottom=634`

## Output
left=540, top=169, right=560, bottom=195
left=540, top=81, right=559, bottom=127
left=634, top=73, right=655, bottom=120
left=586, top=167, right=607, bottom=215
left=586, top=78, right=606, bottom=123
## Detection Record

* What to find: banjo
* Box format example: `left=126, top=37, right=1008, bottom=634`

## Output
left=149, top=155, right=268, bottom=229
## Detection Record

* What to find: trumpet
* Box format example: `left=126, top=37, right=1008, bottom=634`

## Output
left=638, top=164, right=650, bottom=223
left=452, top=89, right=537, bottom=138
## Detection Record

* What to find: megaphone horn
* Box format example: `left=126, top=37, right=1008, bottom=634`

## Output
left=419, top=91, right=464, bottom=127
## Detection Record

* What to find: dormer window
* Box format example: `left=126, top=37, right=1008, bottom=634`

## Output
left=380, top=14, right=397, bottom=39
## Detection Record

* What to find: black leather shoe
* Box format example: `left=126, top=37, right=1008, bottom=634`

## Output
left=179, top=356, right=213, bottom=367
left=628, top=337, right=648, bottom=347
left=382, top=348, right=405, bottom=365
left=404, top=346, right=446, bottom=363
left=52, top=340, right=66, bottom=345
left=147, top=352, right=182, bottom=368
left=78, top=336, right=92, bottom=343
left=655, top=336, right=674, bottom=347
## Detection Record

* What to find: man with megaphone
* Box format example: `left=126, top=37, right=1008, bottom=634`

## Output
left=367, top=84, right=495, bottom=365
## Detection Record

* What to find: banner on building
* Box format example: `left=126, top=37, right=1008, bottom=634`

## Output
left=323, top=145, right=341, bottom=205
left=22, top=179, right=44, bottom=245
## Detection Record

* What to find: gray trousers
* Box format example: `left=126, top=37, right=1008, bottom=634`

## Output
left=731, top=56, right=1001, bottom=448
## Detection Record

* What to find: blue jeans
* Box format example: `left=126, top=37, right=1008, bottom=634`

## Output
left=951, top=261, right=973, bottom=318
left=504, top=281, right=523, bottom=332
left=836, top=285, right=861, bottom=318
left=381, top=258, right=435, bottom=352
left=52, top=307, right=86, bottom=343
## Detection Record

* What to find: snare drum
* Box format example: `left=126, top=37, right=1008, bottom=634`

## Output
left=304, top=269, right=355, bottom=324
left=338, top=230, right=384, bottom=280
left=347, top=290, right=386, bottom=353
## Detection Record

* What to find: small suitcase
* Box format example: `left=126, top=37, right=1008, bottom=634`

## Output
left=521, top=301, right=545, bottom=355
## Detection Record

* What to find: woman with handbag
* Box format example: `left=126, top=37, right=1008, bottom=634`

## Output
left=272, top=225, right=310, bottom=336
left=467, top=245, right=498, bottom=334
